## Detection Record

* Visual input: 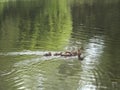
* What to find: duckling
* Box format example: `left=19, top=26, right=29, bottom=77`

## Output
left=65, top=51, right=71, bottom=54
left=44, top=52, right=52, bottom=56
left=71, top=51, right=77, bottom=56
left=61, top=52, right=72, bottom=57
left=54, top=52, right=62, bottom=56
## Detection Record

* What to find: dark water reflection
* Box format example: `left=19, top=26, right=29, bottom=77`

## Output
left=0, top=0, right=120, bottom=90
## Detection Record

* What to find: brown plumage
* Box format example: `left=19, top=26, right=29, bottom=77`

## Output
left=54, top=52, right=62, bottom=56
left=43, top=52, right=52, bottom=56
left=43, top=49, right=84, bottom=60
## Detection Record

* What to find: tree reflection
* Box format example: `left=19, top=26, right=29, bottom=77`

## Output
left=0, top=0, right=72, bottom=52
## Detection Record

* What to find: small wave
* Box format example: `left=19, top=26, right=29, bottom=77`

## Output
left=0, top=50, right=46, bottom=56
left=0, top=50, right=64, bottom=56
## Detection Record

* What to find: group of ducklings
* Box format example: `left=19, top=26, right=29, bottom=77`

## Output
left=44, top=49, right=84, bottom=60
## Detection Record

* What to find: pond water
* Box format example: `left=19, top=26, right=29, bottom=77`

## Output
left=0, top=0, right=120, bottom=90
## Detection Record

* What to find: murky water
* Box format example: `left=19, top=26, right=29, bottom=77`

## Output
left=0, top=0, right=120, bottom=90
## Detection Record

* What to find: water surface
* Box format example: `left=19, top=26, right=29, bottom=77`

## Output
left=0, top=0, right=120, bottom=90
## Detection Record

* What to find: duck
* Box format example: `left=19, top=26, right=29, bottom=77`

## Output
left=77, top=49, right=85, bottom=60
left=77, top=49, right=82, bottom=60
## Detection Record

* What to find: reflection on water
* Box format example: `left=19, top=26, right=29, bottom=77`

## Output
left=0, top=0, right=120, bottom=90
left=0, top=0, right=72, bottom=51
left=77, top=36, right=104, bottom=90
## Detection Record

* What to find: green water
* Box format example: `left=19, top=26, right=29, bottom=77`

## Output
left=0, top=0, right=120, bottom=90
